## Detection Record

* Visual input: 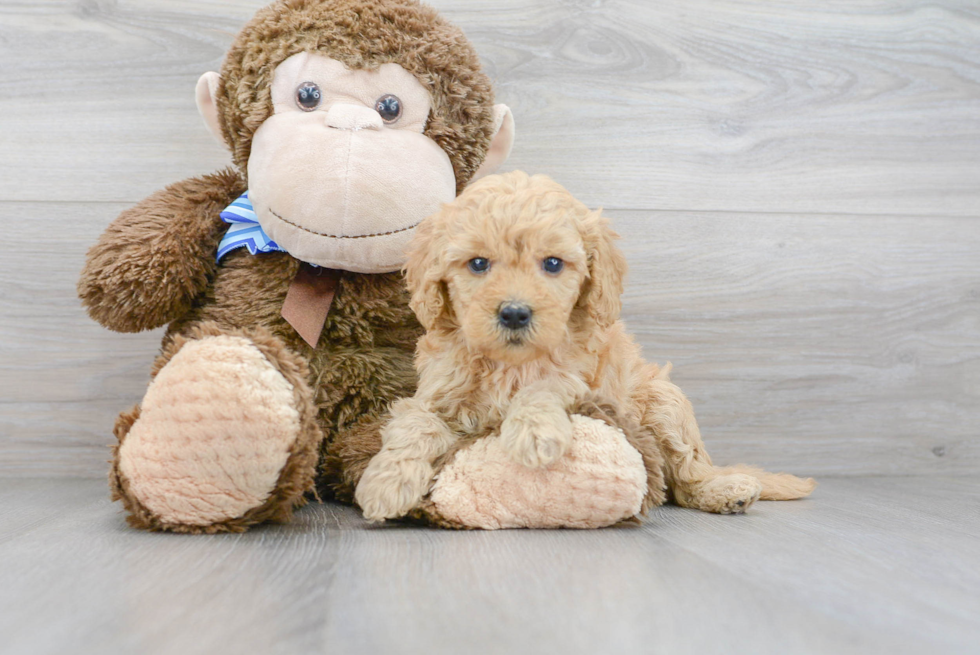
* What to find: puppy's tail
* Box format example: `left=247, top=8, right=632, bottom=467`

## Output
left=716, top=464, right=817, bottom=500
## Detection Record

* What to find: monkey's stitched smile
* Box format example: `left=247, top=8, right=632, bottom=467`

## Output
left=269, top=208, right=421, bottom=240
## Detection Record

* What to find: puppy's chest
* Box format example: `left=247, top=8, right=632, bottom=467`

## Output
left=453, top=365, right=562, bottom=431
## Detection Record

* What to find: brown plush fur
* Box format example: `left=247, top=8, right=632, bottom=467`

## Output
left=78, top=169, right=245, bottom=333
left=355, top=172, right=815, bottom=521
left=80, top=0, right=498, bottom=531
left=320, top=413, right=387, bottom=503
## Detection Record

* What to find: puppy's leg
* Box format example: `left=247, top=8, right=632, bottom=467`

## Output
left=637, top=378, right=762, bottom=514
left=355, top=399, right=456, bottom=522
left=500, top=381, right=583, bottom=468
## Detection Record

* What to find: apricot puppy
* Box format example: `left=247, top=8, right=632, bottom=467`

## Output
left=355, top=171, right=815, bottom=522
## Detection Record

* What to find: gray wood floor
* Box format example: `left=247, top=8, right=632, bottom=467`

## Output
left=1, top=476, right=978, bottom=655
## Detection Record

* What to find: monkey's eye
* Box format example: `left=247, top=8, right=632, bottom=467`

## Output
left=467, top=258, right=491, bottom=274
left=296, top=82, right=322, bottom=111
left=375, top=94, right=402, bottom=123
left=543, top=257, right=564, bottom=274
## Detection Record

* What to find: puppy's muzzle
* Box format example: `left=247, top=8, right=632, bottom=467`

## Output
left=498, top=302, right=532, bottom=331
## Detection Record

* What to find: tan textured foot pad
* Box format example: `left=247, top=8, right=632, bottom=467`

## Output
left=118, top=335, right=301, bottom=527
left=427, top=415, right=648, bottom=529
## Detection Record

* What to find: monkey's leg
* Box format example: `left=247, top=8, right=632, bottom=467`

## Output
left=314, top=343, right=420, bottom=504
left=638, top=378, right=764, bottom=514
left=110, top=323, right=322, bottom=533
left=318, top=412, right=385, bottom=504
left=415, top=410, right=654, bottom=530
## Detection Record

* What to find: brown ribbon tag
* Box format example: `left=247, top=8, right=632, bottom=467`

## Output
left=281, top=264, right=341, bottom=348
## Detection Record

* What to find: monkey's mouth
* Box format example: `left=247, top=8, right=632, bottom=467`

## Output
left=269, top=208, right=421, bottom=240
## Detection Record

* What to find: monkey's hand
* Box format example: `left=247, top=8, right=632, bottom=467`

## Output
left=78, top=169, right=244, bottom=333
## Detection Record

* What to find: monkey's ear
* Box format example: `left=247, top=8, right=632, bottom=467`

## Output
left=196, top=72, right=227, bottom=148
left=470, top=104, right=515, bottom=183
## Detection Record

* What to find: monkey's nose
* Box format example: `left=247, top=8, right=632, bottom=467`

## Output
left=324, top=104, right=384, bottom=131
left=498, top=303, right=532, bottom=330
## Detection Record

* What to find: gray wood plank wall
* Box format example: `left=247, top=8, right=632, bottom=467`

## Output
left=1, top=0, right=978, bottom=477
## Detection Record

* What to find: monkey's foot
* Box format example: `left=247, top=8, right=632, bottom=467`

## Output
left=674, top=474, right=763, bottom=515
left=111, top=329, right=321, bottom=533
left=422, top=415, right=650, bottom=529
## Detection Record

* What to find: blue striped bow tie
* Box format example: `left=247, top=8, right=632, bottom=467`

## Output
left=216, top=192, right=286, bottom=262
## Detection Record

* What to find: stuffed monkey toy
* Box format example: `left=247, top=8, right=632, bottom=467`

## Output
left=79, top=0, right=654, bottom=532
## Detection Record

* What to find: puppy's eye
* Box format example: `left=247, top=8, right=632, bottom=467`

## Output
left=375, top=94, right=402, bottom=123
left=467, top=258, right=491, bottom=274
left=296, top=82, right=322, bottom=111
left=543, top=257, right=564, bottom=274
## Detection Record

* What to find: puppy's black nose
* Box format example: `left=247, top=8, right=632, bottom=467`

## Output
left=498, top=303, right=532, bottom=330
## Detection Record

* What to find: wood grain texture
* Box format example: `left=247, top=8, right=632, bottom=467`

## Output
left=0, top=0, right=978, bottom=476
left=0, top=477, right=978, bottom=655
left=612, top=209, right=980, bottom=475
left=0, top=1, right=977, bottom=214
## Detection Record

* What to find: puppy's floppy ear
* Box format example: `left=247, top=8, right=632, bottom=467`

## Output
left=405, top=213, right=451, bottom=330
left=578, top=210, right=627, bottom=328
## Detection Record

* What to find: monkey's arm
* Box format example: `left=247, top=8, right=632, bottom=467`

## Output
left=78, top=169, right=246, bottom=333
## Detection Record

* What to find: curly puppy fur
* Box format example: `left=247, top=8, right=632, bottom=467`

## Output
left=355, top=171, right=816, bottom=521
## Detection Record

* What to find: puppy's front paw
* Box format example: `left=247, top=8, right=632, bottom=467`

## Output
left=499, top=409, right=572, bottom=468
left=354, top=455, right=434, bottom=522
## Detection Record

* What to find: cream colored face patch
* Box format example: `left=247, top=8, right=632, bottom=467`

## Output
left=247, top=53, right=457, bottom=273
left=270, top=54, right=432, bottom=132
